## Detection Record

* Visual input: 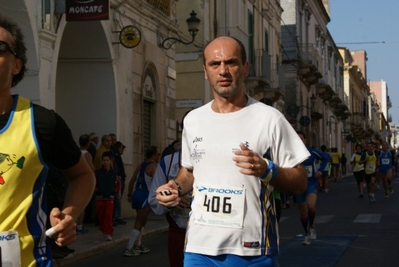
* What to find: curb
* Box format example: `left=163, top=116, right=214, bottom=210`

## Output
left=53, top=225, right=169, bottom=266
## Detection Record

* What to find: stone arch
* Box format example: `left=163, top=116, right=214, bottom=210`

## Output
left=56, top=20, right=116, bottom=141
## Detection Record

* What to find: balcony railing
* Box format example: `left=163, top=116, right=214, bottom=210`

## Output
left=298, top=45, right=322, bottom=85
left=299, top=45, right=322, bottom=69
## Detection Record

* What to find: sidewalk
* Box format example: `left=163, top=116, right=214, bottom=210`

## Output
left=53, top=212, right=168, bottom=266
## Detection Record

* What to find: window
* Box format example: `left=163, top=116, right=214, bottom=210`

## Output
left=43, top=0, right=52, bottom=31
left=265, top=30, right=269, bottom=54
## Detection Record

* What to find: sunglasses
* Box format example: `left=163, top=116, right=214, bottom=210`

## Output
left=0, top=40, right=17, bottom=57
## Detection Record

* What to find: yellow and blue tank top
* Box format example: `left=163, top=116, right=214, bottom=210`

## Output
left=0, top=95, right=50, bottom=266
left=352, top=153, right=364, bottom=172
left=363, top=151, right=378, bottom=175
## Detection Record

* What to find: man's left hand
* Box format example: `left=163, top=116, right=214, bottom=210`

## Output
left=233, top=143, right=268, bottom=178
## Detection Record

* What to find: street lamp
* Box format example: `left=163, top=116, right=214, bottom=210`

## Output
left=310, top=93, right=317, bottom=109
left=161, top=10, right=201, bottom=50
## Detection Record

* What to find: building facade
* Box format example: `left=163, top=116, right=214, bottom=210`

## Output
left=3, top=0, right=185, bottom=176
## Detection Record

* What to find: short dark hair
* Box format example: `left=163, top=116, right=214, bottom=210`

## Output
left=145, top=146, right=158, bottom=159
left=0, top=15, right=27, bottom=87
left=321, top=145, right=327, bottom=152
left=79, top=134, right=90, bottom=147
left=202, top=36, right=247, bottom=65
left=101, top=151, right=111, bottom=159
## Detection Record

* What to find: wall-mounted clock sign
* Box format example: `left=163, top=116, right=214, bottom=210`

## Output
left=119, top=25, right=141, bottom=48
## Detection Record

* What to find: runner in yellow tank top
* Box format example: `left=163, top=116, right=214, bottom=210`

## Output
left=360, top=142, right=379, bottom=202
left=0, top=16, right=96, bottom=266
left=330, top=148, right=341, bottom=182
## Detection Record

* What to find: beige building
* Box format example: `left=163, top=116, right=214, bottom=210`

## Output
left=369, top=80, right=392, bottom=142
left=2, top=0, right=189, bottom=216
left=3, top=0, right=187, bottom=171
left=281, top=0, right=347, bottom=150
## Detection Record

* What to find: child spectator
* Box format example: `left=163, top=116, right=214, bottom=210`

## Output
left=95, top=151, right=120, bottom=241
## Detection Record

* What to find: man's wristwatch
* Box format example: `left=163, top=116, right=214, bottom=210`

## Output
left=173, top=180, right=183, bottom=197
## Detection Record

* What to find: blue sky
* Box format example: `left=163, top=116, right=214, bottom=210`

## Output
left=327, top=0, right=399, bottom=124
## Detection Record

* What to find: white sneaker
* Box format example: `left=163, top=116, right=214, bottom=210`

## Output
left=105, top=234, right=113, bottom=241
left=309, top=227, right=317, bottom=240
left=302, top=234, right=311, bottom=245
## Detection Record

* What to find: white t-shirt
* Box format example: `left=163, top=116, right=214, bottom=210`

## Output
left=182, top=97, right=310, bottom=256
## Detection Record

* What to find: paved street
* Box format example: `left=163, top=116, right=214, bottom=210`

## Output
left=61, top=173, right=399, bottom=266
left=278, top=173, right=399, bottom=266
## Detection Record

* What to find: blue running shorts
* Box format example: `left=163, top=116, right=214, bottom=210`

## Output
left=131, top=190, right=150, bottom=209
left=294, top=178, right=318, bottom=203
left=184, top=252, right=278, bottom=267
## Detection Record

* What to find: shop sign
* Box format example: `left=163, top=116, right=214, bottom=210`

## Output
left=66, top=0, right=109, bottom=21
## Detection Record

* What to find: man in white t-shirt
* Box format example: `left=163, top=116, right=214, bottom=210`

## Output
left=156, top=36, right=309, bottom=267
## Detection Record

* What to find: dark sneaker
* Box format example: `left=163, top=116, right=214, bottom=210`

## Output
left=76, top=228, right=89, bottom=235
left=124, top=248, right=140, bottom=257
left=114, top=218, right=127, bottom=225
left=134, top=245, right=150, bottom=253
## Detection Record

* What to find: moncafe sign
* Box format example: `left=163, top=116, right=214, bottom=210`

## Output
left=66, top=0, right=109, bottom=21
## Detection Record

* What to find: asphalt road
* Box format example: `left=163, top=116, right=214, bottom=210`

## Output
left=63, top=231, right=169, bottom=266
left=64, top=173, right=399, bottom=267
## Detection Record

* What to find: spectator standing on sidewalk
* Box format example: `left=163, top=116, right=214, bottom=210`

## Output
left=341, top=153, right=347, bottom=176
left=295, top=131, right=330, bottom=245
left=124, top=146, right=160, bottom=256
left=88, top=132, right=99, bottom=161
left=94, top=135, right=112, bottom=169
left=113, top=141, right=127, bottom=225
left=77, top=134, right=96, bottom=234
left=95, top=151, right=120, bottom=241
left=155, top=36, right=309, bottom=267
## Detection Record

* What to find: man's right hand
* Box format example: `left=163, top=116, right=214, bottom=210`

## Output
left=156, top=180, right=180, bottom=207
